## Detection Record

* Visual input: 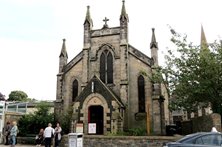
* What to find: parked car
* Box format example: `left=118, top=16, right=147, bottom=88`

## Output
left=163, top=132, right=222, bottom=147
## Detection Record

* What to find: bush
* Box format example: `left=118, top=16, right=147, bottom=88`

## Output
left=127, top=127, right=147, bottom=136
left=18, top=101, right=55, bottom=136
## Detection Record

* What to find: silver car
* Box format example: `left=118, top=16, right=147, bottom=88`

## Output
left=163, top=132, right=222, bottom=147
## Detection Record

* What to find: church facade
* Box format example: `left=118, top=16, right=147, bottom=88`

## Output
left=55, top=1, right=170, bottom=135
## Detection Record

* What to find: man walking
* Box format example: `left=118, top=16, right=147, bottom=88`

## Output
left=44, top=123, right=54, bottom=147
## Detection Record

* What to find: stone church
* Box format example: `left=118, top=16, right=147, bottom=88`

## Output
left=55, top=1, right=170, bottom=135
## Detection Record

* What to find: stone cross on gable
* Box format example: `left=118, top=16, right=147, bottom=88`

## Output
left=103, top=17, right=109, bottom=25
left=102, top=17, right=109, bottom=28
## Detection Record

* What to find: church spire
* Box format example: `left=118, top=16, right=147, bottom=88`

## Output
left=59, top=39, right=68, bottom=73
left=83, top=6, right=92, bottom=47
left=120, top=0, right=128, bottom=42
left=84, top=6, right=93, bottom=28
left=150, top=28, right=158, bottom=48
left=200, top=24, right=207, bottom=48
left=120, top=0, right=128, bottom=21
left=150, top=28, right=159, bottom=66
left=59, top=39, right=68, bottom=58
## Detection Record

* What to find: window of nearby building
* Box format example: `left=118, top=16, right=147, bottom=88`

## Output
left=100, top=50, right=113, bottom=84
left=72, top=79, right=78, bottom=102
left=18, top=103, right=27, bottom=113
left=138, top=75, right=145, bottom=112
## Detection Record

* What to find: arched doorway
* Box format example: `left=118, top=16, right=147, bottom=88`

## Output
left=88, top=105, right=104, bottom=134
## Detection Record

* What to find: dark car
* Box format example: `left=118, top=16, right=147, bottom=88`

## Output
left=163, top=132, right=222, bottom=147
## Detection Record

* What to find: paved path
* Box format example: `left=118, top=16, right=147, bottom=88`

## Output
left=0, top=145, right=37, bottom=147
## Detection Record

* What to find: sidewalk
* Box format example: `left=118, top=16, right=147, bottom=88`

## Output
left=0, top=145, right=36, bottom=147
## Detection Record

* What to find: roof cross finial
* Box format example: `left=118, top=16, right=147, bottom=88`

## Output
left=102, top=17, right=109, bottom=28
left=103, top=17, right=109, bottom=25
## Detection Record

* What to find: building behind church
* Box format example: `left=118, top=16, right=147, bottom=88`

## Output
left=55, top=1, right=171, bottom=135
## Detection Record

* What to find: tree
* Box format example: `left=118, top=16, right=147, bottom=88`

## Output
left=55, top=107, right=73, bottom=134
left=0, top=92, right=6, bottom=101
left=18, top=101, right=54, bottom=136
left=8, top=90, right=29, bottom=101
left=156, top=28, right=222, bottom=115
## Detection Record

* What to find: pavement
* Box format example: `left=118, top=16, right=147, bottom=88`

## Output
left=0, top=145, right=37, bottom=147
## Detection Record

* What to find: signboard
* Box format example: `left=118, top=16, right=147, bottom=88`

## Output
left=88, top=123, right=96, bottom=134
left=76, top=123, right=83, bottom=133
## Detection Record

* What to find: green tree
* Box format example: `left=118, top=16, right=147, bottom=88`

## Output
left=156, top=28, right=222, bottom=115
left=8, top=90, right=29, bottom=101
left=18, top=101, right=55, bottom=136
left=0, top=92, right=5, bottom=100
left=55, top=107, right=73, bottom=134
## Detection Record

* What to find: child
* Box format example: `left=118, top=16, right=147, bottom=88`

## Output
left=36, top=128, right=44, bottom=146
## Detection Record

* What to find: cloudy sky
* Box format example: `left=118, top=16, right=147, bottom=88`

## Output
left=0, top=0, right=222, bottom=100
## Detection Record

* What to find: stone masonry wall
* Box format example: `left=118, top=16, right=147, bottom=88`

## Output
left=60, top=135, right=180, bottom=147
left=192, top=113, right=221, bottom=132
left=182, top=113, right=221, bottom=135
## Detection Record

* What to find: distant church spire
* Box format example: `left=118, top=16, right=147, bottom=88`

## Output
left=200, top=24, right=208, bottom=48
left=84, top=6, right=93, bottom=28
left=150, top=28, right=158, bottom=48
left=60, top=39, right=68, bottom=58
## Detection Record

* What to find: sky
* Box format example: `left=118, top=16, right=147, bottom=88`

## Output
left=0, top=0, right=222, bottom=100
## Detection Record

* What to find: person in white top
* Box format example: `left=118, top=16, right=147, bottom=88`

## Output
left=211, top=127, right=218, bottom=132
left=44, top=123, right=54, bottom=147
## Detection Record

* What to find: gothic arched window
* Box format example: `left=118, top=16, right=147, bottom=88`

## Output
left=100, top=50, right=113, bottom=84
left=138, top=75, right=145, bottom=112
left=72, top=79, right=78, bottom=102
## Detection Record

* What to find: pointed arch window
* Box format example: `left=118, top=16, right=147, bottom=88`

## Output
left=72, top=80, right=78, bottom=102
left=100, top=50, right=113, bottom=84
left=138, top=75, right=145, bottom=112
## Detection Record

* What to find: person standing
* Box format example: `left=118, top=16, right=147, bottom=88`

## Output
left=4, top=121, right=11, bottom=145
left=44, top=123, right=54, bottom=147
left=54, top=122, right=62, bottom=147
left=10, top=121, right=18, bottom=147
left=211, top=126, right=218, bottom=132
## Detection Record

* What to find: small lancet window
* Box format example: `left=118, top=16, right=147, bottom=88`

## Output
left=72, top=79, right=78, bottom=102
left=138, top=75, right=145, bottom=112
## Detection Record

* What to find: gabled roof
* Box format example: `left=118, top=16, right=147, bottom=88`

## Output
left=128, top=44, right=152, bottom=66
left=62, top=51, right=83, bottom=73
left=62, top=42, right=152, bottom=74
left=75, top=75, right=125, bottom=108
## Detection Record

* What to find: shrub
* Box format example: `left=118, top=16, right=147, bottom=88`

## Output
left=18, top=101, right=55, bottom=136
